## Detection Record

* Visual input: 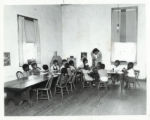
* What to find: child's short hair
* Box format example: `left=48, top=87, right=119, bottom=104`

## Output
left=69, top=60, right=74, bottom=66
left=101, top=64, right=105, bottom=69
left=97, top=62, right=102, bottom=66
left=61, top=68, right=68, bottom=74
left=31, top=62, right=37, bottom=67
left=128, top=62, right=134, bottom=69
left=42, top=64, right=49, bottom=70
left=53, top=60, right=58, bottom=64
left=92, top=48, right=99, bottom=53
left=82, top=58, right=88, bottom=63
left=115, top=60, right=120, bottom=65
left=62, top=59, right=67, bottom=64
left=65, top=63, right=70, bottom=68
left=22, top=64, right=29, bottom=71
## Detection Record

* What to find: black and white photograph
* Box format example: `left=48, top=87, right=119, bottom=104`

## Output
left=1, top=0, right=150, bottom=120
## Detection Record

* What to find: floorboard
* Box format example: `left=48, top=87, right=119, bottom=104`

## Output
left=5, top=81, right=146, bottom=116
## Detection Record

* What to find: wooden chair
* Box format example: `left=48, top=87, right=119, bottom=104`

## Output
left=127, top=70, right=140, bottom=89
left=36, top=76, right=53, bottom=101
left=135, top=70, right=140, bottom=86
left=16, top=71, right=24, bottom=80
left=82, top=69, right=94, bottom=88
left=54, top=74, right=69, bottom=100
left=97, top=77, right=108, bottom=90
left=67, top=72, right=76, bottom=92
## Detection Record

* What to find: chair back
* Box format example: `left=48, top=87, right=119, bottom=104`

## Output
left=71, top=72, right=76, bottom=83
left=68, top=73, right=74, bottom=83
left=57, top=74, right=69, bottom=86
left=16, top=71, right=24, bottom=80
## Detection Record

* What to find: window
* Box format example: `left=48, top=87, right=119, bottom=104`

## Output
left=111, top=6, right=138, bottom=63
left=18, top=15, right=41, bottom=66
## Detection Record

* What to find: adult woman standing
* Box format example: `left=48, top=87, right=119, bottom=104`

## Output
left=91, top=48, right=102, bottom=67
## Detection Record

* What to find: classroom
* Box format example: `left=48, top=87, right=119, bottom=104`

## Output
left=3, top=4, right=146, bottom=116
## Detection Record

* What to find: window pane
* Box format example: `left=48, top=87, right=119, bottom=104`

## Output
left=24, top=19, right=36, bottom=43
left=23, top=43, right=37, bottom=63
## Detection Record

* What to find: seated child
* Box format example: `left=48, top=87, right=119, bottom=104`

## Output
left=96, top=62, right=102, bottom=70
left=51, top=60, right=60, bottom=76
left=112, top=60, right=122, bottom=72
left=111, top=60, right=122, bottom=84
left=31, top=62, right=41, bottom=75
left=60, top=63, right=71, bottom=84
left=80, top=58, right=96, bottom=85
left=42, top=64, right=50, bottom=76
left=125, top=62, right=135, bottom=88
left=79, top=58, right=90, bottom=70
left=50, top=60, right=60, bottom=90
left=42, top=64, right=49, bottom=72
left=22, top=64, right=31, bottom=78
left=61, top=62, right=72, bottom=75
left=98, top=64, right=108, bottom=82
left=69, top=60, right=76, bottom=72
left=60, top=59, right=67, bottom=70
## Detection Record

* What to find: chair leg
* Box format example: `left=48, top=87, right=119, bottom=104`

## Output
left=82, top=81, right=85, bottom=88
left=70, top=84, right=73, bottom=92
left=134, top=82, right=136, bottom=89
left=54, top=87, right=56, bottom=96
left=98, top=82, right=100, bottom=89
left=47, top=90, right=50, bottom=100
left=73, top=83, right=76, bottom=89
left=49, top=90, right=52, bottom=98
left=61, top=88, right=63, bottom=100
left=66, top=87, right=69, bottom=94
left=105, top=83, right=108, bottom=91
left=36, top=90, right=39, bottom=102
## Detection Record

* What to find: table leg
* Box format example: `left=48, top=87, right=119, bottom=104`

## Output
left=21, top=87, right=32, bottom=106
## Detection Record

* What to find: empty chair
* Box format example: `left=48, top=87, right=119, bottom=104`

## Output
left=36, top=76, right=53, bottom=101
left=16, top=71, right=24, bottom=80
left=54, top=74, right=69, bottom=100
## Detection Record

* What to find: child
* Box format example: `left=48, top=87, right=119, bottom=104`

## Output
left=79, top=58, right=90, bottom=70
left=80, top=58, right=97, bottom=86
left=60, top=63, right=71, bottom=85
left=111, top=60, right=122, bottom=84
left=125, top=62, right=135, bottom=88
left=31, top=62, right=40, bottom=75
left=22, top=64, right=31, bottom=78
left=69, top=60, right=76, bottom=72
left=60, top=59, right=67, bottom=70
left=96, top=62, right=102, bottom=70
left=112, top=60, right=122, bottom=72
left=50, top=60, right=60, bottom=76
left=61, top=63, right=71, bottom=75
left=42, top=64, right=50, bottom=76
left=50, top=60, right=60, bottom=91
left=98, top=64, right=108, bottom=82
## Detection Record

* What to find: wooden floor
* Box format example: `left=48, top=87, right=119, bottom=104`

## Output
left=5, top=81, right=146, bottom=116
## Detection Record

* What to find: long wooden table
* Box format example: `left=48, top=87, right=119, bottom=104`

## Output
left=4, top=74, right=51, bottom=106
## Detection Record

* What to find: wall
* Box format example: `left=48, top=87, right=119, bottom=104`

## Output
left=62, top=4, right=146, bottom=79
left=4, top=5, right=62, bottom=82
left=4, top=4, right=146, bottom=81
